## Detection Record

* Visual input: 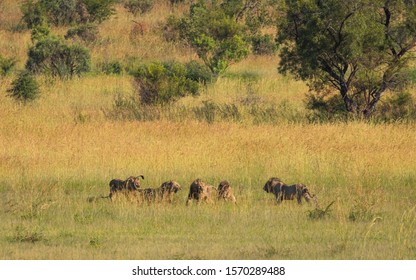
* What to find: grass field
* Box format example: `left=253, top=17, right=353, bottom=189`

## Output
left=0, top=0, right=415, bottom=260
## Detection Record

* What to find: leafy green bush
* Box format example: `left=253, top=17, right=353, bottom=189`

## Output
left=375, top=92, right=416, bottom=122
left=20, top=0, right=116, bottom=27
left=65, top=23, right=99, bottom=43
left=169, top=0, right=186, bottom=5
left=7, top=71, right=40, bottom=103
left=20, top=0, right=47, bottom=29
left=305, top=91, right=349, bottom=122
left=0, top=55, right=16, bottom=76
left=251, top=34, right=277, bottom=55
left=84, top=0, right=116, bottom=23
left=175, top=1, right=251, bottom=75
left=30, top=23, right=51, bottom=42
left=162, top=15, right=184, bottom=43
left=99, top=60, right=123, bottom=75
left=132, top=61, right=211, bottom=105
left=26, top=36, right=91, bottom=79
left=124, top=0, right=154, bottom=16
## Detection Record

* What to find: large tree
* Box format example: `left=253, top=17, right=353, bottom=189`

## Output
left=277, top=0, right=416, bottom=118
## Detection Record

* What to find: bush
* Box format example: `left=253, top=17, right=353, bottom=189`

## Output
left=133, top=61, right=210, bottom=105
left=251, top=34, right=277, bottom=55
left=20, top=0, right=116, bottom=27
left=39, top=0, right=79, bottom=26
left=175, top=2, right=251, bottom=75
left=305, top=91, right=348, bottom=122
left=26, top=36, right=91, bottom=79
left=30, top=23, right=51, bottom=42
left=65, top=23, right=99, bottom=43
left=99, top=60, right=123, bottom=75
left=375, top=92, right=416, bottom=122
left=162, top=15, right=184, bottom=43
left=124, top=0, right=154, bottom=16
left=0, top=55, right=16, bottom=76
left=7, top=71, right=40, bottom=103
left=20, top=0, right=47, bottom=29
left=84, top=0, right=116, bottom=23
left=184, top=60, right=214, bottom=84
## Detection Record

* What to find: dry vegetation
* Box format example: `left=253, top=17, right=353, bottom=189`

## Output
left=0, top=0, right=415, bottom=260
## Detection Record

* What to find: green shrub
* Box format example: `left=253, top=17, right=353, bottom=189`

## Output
left=84, top=0, right=116, bottom=23
left=133, top=61, right=209, bottom=105
left=99, top=60, right=123, bottom=75
left=65, top=23, right=99, bottom=43
left=169, top=0, right=186, bottom=5
left=124, top=0, right=154, bottom=16
left=7, top=71, right=40, bottom=103
left=20, top=0, right=116, bottom=27
left=305, top=91, right=348, bottom=122
left=375, top=92, right=416, bottom=122
left=39, top=0, right=79, bottom=26
left=251, top=34, right=277, bottom=55
left=20, top=0, right=47, bottom=29
left=162, top=15, right=184, bottom=43
left=0, top=55, right=16, bottom=76
left=184, top=60, right=214, bottom=84
left=30, top=23, right=51, bottom=42
left=26, top=36, right=91, bottom=79
left=175, top=1, right=251, bottom=75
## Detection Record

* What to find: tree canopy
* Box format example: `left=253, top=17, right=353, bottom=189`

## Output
left=277, top=0, right=416, bottom=118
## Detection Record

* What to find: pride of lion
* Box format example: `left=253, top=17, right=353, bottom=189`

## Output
left=96, top=175, right=318, bottom=207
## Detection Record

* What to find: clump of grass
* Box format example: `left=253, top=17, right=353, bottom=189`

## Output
left=10, top=226, right=45, bottom=243
left=308, top=201, right=335, bottom=220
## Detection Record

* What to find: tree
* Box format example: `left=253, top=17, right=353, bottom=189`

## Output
left=277, top=0, right=416, bottom=118
left=178, top=1, right=252, bottom=75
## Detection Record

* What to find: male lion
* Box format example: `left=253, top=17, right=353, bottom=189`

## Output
left=263, top=177, right=317, bottom=205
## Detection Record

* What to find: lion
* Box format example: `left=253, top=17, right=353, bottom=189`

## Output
left=108, top=175, right=144, bottom=200
left=217, top=180, right=237, bottom=204
left=263, top=177, right=286, bottom=201
left=263, top=177, right=317, bottom=205
left=142, top=180, right=182, bottom=203
left=186, top=179, right=216, bottom=206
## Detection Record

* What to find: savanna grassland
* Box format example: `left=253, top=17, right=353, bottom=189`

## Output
left=0, top=0, right=415, bottom=260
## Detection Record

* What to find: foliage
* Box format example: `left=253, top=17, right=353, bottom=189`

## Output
left=30, top=22, right=51, bottom=42
left=132, top=61, right=212, bottom=105
left=162, top=15, right=183, bottom=42
left=176, top=1, right=251, bottom=75
left=65, top=23, right=99, bottom=43
left=20, top=0, right=116, bottom=27
left=20, top=0, right=47, bottom=29
left=99, top=60, right=123, bottom=75
left=169, top=0, right=186, bottom=5
left=251, top=34, right=277, bottom=55
left=124, top=0, right=154, bottom=16
left=26, top=35, right=91, bottom=79
left=277, top=0, right=416, bottom=118
left=83, top=0, right=116, bottom=23
left=375, top=92, right=416, bottom=122
left=7, top=71, right=40, bottom=103
left=0, top=55, right=16, bottom=76
left=305, top=91, right=348, bottom=122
